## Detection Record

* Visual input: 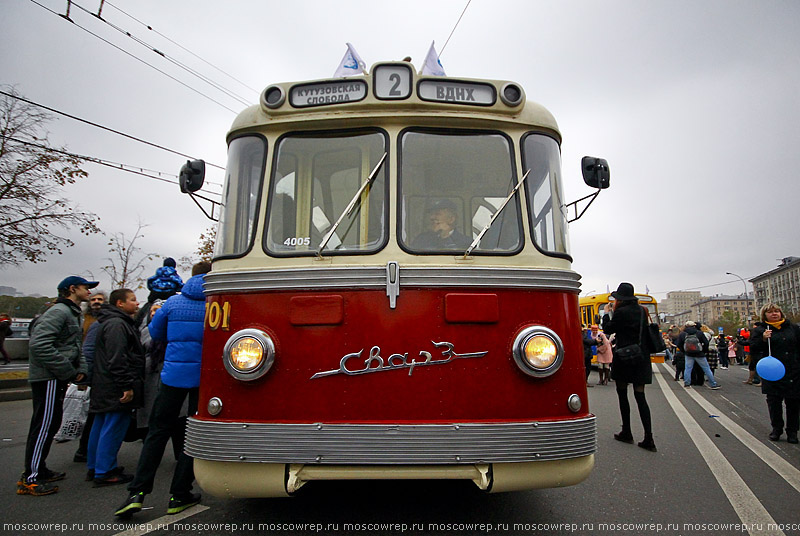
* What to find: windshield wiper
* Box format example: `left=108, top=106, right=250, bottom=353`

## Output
left=317, top=152, right=388, bottom=257
left=463, top=169, right=530, bottom=258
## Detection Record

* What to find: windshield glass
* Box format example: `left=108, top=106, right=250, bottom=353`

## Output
left=264, top=130, right=388, bottom=256
left=214, top=136, right=266, bottom=259
left=521, top=134, right=569, bottom=256
left=399, top=129, right=522, bottom=254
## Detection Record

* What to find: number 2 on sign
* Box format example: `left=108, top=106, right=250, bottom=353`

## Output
left=206, top=301, right=231, bottom=331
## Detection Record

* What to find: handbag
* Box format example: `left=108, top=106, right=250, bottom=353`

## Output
left=615, top=343, right=643, bottom=361
left=613, top=307, right=646, bottom=362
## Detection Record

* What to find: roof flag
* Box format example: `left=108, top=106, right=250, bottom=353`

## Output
left=420, top=41, right=446, bottom=76
left=333, top=43, right=367, bottom=77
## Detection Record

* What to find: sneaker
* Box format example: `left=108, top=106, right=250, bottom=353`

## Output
left=167, top=492, right=201, bottom=515
left=90, top=465, right=123, bottom=480
left=17, top=479, right=58, bottom=496
left=93, top=472, right=133, bottom=487
left=40, top=469, right=66, bottom=483
left=683, top=384, right=691, bottom=388
left=720, top=366, right=729, bottom=370
left=709, top=385, right=721, bottom=390
left=115, top=492, right=145, bottom=518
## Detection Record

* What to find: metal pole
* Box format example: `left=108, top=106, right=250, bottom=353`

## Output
left=726, top=272, right=751, bottom=323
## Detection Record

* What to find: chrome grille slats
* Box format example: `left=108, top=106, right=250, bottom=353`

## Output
left=203, top=266, right=580, bottom=294
left=185, top=417, right=596, bottom=464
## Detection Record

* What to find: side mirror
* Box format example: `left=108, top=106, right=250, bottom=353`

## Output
left=581, top=157, right=610, bottom=189
left=179, top=160, right=206, bottom=193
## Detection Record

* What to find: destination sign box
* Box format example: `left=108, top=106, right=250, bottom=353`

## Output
left=418, top=80, right=496, bottom=106
left=290, top=80, right=367, bottom=108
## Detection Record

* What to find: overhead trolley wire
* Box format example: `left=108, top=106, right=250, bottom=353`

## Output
left=28, top=0, right=240, bottom=114
left=0, top=89, right=225, bottom=172
left=3, top=134, right=222, bottom=195
left=104, top=0, right=259, bottom=96
left=439, top=0, right=472, bottom=58
left=69, top=1, right=253, bottom=107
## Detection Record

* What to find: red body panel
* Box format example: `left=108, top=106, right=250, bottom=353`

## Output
left=198, top=288, right=587, bottom=424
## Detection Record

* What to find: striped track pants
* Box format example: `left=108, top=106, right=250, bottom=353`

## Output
left=24, top=379, right=67, bottom=482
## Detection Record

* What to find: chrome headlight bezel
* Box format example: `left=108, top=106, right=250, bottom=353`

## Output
left=512, top=325, right=564, bottom=378
left=223, top=328, right=275, bottom=381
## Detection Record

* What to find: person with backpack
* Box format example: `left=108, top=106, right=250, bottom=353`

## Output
left=677, top=321, right=720, bottom=390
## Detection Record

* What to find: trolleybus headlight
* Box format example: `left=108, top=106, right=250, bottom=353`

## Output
left=223, top=328, right=275, bottom=381
left=512, top=326, right=564, bottom=378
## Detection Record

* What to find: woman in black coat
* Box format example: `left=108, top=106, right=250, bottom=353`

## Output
left=601, top=282, right=656, bottom=452
left=748, top=303, right=800, bottom=443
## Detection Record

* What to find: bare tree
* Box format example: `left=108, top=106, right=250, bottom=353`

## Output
left=101, top=221, right=155, bottom=290
left=0, top=86, right=100, bottom=266
left=178, top=225, right=216, bottom=271
left=196, top=225, right=216, bottom=263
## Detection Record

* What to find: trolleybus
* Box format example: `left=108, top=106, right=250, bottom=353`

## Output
left=179, top=61, right=610, bottom=497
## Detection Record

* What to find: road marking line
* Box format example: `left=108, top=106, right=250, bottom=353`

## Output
left=653, top=364, right=784, bottom=536
left=659, top=362, right=800, bottom=493
left=113, top=504, right=210, bottom=536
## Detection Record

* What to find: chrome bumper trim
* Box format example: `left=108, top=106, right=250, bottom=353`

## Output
left=185, top=416, right=596, bottom=464
left=203, top=266, right=581, bottom=294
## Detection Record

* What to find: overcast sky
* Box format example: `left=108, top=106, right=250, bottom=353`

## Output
left=1, top=0, right=798, bottom=302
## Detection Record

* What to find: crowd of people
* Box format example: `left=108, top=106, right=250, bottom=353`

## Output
left=14, top=257, right=211, bottom=519
left=584, top=282, right=800, bottom=451
left=10, top=270, right=800, bottom=512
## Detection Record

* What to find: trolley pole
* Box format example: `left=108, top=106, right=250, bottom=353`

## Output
left=726, top=271, right=752, bottom=323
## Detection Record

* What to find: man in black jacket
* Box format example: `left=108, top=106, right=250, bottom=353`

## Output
left=86, top=289, right=144, bottom=486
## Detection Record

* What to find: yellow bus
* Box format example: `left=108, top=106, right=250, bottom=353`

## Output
left=579, top=292, right=663, bottom=363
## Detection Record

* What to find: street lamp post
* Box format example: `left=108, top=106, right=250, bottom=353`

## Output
left=726, top=271, right=751, bottom=323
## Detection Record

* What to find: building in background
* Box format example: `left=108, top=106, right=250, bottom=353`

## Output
left=660, top=291, right=702, bottom=316
left=691, top=295, right=753, bottom=326
left=751, top=257, right=800, bottom=316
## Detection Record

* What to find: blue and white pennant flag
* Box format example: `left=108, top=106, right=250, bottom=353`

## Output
left=333, top=43, right=367, bottom=77
left=421, top=41, right=446, bottom=76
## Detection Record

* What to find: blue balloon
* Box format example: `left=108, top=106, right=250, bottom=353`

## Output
left=756, top=356, right=786, bottom=382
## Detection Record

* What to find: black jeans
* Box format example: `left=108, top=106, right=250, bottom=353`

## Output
left=127, top=383, right=199, bottom=497
left=24, top=379, right=68, bottom=482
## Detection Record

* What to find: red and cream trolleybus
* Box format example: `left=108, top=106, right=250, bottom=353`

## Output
left=179, top=61, right=610, bottom=497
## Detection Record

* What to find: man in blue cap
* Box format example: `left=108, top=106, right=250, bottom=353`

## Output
left=17, top=276, right=96, bottom=496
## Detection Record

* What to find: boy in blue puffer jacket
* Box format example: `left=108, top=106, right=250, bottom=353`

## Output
left=115, top=261, right=210, bottom=518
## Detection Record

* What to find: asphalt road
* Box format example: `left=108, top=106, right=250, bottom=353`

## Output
left=1, top=362, right=799, bottom=536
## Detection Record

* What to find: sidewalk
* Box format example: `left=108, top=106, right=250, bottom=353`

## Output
left=0, top=366, right=30, bottom=401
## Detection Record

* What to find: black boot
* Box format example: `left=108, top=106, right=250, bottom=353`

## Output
left=769, top=429, right=781, bottom=441
left=638, top=434, right=657, bottom=452
left=614, top=428, right=634, bottom=444
left=787, top=431, right=798, bottom=444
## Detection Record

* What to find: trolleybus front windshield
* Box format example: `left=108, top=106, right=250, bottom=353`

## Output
left=399, top=129, right=523, bottom=255
left=264, top=130, right=388, bottom=256
left=522, top=134, right=569, bottom=256
left=214, top=136, right=266, bottom=259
